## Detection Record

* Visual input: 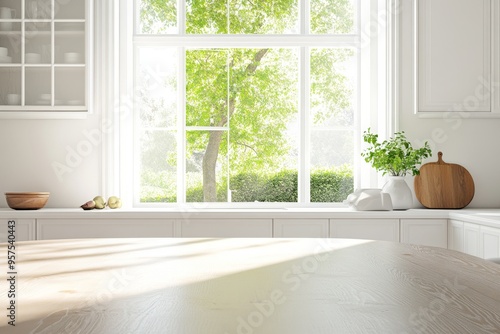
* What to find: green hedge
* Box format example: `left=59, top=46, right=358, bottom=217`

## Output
left=230, top=168, right=353, bottom=203
left=141, top=167, right=353, bottom=203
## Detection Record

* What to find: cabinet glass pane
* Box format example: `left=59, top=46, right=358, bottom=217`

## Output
left=25, top=0, right=51, bottom=20
left=1, top=0, right=88, bottom=112
left=25, top=67, right=51, bottom=105
left=0, top=25, right=22, bottom=63
left=55, top=67, right=85, bottom=106
left=0, top=1, right=21, bottom=19
left=25, top=22, right=50, bottom=64
left=0, top=2, right=20, bottom=34
left=0, top=67, right=21, bottom=105
left=54, top=0, right=85, bottom=20
left=55, top=22, right=85, bottom=64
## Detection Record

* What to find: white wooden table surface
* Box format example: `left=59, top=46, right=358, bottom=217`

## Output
left=1, top=238, right=500, bottom=333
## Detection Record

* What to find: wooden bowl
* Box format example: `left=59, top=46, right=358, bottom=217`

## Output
left=5, top=192, right=50, bottom=210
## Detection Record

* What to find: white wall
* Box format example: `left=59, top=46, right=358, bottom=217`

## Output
left=400, top=0, right=500, bottom=208
left=0, top=115, right=102, bottom=208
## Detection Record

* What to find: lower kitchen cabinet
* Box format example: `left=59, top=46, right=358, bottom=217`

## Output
left=448, top=220, right=464, bottom=252
left=330, top=219, right=400, bottom=242
left=400, top=219, right=447, bottom=248
left=463, top=222, right=481, bottom=257
left=2, top=213, right=499, bottom=258
left=37, top=219, right=177, bottom=240
left=180, top=219, right=273, bottom=237
left=0, top=219, right=36, bottom=242
left=480, top=226, right=500, bottom=259
left=447, top=220, right=500, bottom=259
left=273, top=219, right=329, bottom=238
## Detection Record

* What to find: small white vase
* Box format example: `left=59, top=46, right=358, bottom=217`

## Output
left=382, top=176, right=413, bottom=210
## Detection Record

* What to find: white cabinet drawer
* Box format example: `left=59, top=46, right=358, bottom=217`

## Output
left=448, top=220, right=464, bottom=252
left=330, top=219, right=399, bottom=242
left=463, top=223, right=481, bottom=257
left=0, top=219, right=36, bottom=242
left=180, top=219, right=272, bottom=237
left=274, top=219, right=329, bottom=238
left=480, top=226, right=500, bottom=259
left=400, top=219, right=447, bottom=248
left=37, top=219, right=177, bottom=240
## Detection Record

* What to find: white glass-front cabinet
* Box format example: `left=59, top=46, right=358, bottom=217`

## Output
left=0, top=0, right=90, bottom=114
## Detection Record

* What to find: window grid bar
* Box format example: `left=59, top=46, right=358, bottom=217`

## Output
left=226, top=47, right=231, bottom=202
left=186, top=126, right=228, bottom=131
left=133, top=45, right=142, bottom=205
left=21, top=1, right=25, bottom=106
left=176, top=0, right=186, bottom=203
left=178, top=0, right=185, bottom=35
left=298, top=0, right=310, bottom=203
left=226, top=0, right=230, bottom=34
left=133, top=35, right=360, bottom=48
left=178, top=46, right=186, bottom=204
left=300, top=0, right=310, bottom=35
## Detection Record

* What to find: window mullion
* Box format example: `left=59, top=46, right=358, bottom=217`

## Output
left=177, top=0, right=186, bottom=203
left=177, top=46, right=186, bottom=203
left=133, top=35, right=360, bottom=48
left=299, top=0, right=311, bottom=203
left=299, top=46, right=311, bottom=203
left=178, top=0, right=186, bottom=34
left=300, top=0, right=310, bottom=34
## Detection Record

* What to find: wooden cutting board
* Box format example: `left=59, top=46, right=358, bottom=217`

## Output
left=414, top=152, right=474, bottom=209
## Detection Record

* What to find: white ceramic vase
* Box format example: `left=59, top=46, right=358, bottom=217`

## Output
left=382, top=176, right=412, bottom=210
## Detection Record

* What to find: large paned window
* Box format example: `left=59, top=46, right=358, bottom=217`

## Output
left=118, top=0, right=386, bottom=206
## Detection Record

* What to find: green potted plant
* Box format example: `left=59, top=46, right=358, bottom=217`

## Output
left=361, top=128, right=432, bottom=209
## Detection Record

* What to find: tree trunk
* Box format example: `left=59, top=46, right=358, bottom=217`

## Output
left=202, top=48, right=269, bottom=202
left=202, top=130, right=223, bottom=202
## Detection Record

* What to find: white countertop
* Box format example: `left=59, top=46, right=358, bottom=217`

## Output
left=449, top=209, right=500, bottom=228
left=2, top=207, right=500, bottom=228
left=0, top=207, right=452, bottom=219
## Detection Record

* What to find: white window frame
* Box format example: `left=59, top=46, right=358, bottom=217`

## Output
left=104, top=0, right=394, bottom=208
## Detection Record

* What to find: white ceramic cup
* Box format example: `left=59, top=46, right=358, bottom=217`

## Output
left=6, top=94, right=20, bottom=105
left=0, top=47, right=7, bottom=56
left=0, top=7, right=15, bottom=19
left=25, top=53, right=41, bottom=64
left=0, top=8, right=15, bottom=31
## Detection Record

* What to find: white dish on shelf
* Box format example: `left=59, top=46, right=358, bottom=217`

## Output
left=0, top=47, right=8, bottom=56
left=6, top=93, right=20, bottom=105
left=64, top=52, right=81, bottom=64
left=0, top=22, right=12, bottom=31
left=25, top=53, right=41, bottom=64
left=39, top=93, right=51, bottom=101
left=36, top=100, right=51, bottom=105
left=0, top=55, right=12, bottom=63
left=67, top=100, right=83, bottom=105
